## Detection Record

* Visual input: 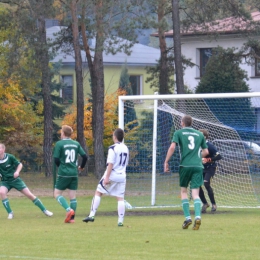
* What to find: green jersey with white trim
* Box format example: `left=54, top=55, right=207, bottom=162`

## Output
left=53, top=138, right=86, bottom=177
left=0, top=153, right=20, bottom=181
left=172, top=127, right=207, bottom=167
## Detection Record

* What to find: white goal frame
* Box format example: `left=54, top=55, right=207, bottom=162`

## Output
left=118, top=92, right=260, bottom=208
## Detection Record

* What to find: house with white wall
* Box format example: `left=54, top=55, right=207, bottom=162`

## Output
left=161, top=11, right=260, bottom=93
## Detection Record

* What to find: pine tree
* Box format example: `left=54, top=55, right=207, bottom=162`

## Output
left=196, top=47, right=256, bottom=137
left=118, top=64, right=138, bottom=130
left=196, top=47, right=249, bottom=94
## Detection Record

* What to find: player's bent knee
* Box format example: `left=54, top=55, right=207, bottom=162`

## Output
left=0, top=190, right=7, bottom=198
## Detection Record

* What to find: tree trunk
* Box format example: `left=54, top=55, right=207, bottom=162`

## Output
left=80, top=0, right=105, bottom=178
left=37, top=16, right=53, bottom=177
left=70, top=0, right=88, bottom=174
left=92, top=1, right=105, bottom=178
left=172, top=0, right=184, bottom=94
left=92, top=51, right=105, bottom=179
left=158, top=0, right=169, bottom=94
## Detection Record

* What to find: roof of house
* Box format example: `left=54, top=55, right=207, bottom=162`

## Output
left=47, top=26, right=160, bottom=66
left=151, top=11, right=260, bottom=38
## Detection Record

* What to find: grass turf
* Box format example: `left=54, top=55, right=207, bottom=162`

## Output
left=0, top=173, right=258, bottom=259
left=0, top=195, right=258, bottom=260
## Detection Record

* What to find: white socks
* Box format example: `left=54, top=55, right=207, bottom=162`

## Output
left=89, top=195, right=101, bottom=217
left=89, top=196, right=125, bottom=223
left=118, top=200, right=125, bottom=223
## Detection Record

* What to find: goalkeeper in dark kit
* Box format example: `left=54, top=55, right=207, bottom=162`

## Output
left=199, top=129, right=222, bottom=213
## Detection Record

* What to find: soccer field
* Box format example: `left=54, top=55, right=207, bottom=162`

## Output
left=0, top=193, right=259, bottom=260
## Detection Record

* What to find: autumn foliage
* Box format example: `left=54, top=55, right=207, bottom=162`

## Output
left=62, top=88, right=127, bottom=155
left=0, top=80, right=43, bottom=146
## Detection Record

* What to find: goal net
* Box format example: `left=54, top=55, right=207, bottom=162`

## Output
left=118, top=92, right=260, bottom=209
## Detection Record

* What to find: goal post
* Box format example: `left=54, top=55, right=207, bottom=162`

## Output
left=119, top=92, right=260, bottom=209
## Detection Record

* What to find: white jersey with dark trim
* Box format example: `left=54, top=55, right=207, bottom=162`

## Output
left=106, top=142, right=129, bottom=182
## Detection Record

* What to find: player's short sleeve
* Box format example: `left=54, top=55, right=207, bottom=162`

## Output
left=172, top=131, right=179, bottom=144
left=106, top=146, right=116, bottom=164
left=78, top=144, right=86, bottom=156
left=53, top=142, right=61, bottom=158
left=10, top=154, right=20, bottom=167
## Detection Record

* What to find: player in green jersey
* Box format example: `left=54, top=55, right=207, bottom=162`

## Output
left=164, top=115, right=208, bottom=230
left=0, top=144, right=53, bottom=219
left=53, top=125, right=87, bottom=223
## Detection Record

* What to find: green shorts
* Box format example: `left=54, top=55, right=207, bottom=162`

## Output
left=55, top=176, right=78, bottom=191
left=0, top=177, right=27, bottom=191
left=179, top=167, right=203, bottom=189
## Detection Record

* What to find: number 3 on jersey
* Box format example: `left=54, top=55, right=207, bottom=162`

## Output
left=65, top=149, right=75, bottom=163
left=188, top=136, right=195, bottom=150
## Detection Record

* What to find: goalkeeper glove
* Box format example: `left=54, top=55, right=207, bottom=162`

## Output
left=205, top=158, right=212, bottom=163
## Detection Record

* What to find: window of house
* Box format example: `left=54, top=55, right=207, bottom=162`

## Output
left=255, top=58, right=260, bottom=77
left=129, top=75, right=142, bottom=95
left=61, top=75, right=73, bottom=103
left=200, top=48, right=212, bottom=77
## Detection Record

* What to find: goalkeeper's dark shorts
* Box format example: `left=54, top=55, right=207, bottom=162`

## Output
left=203, top=166, right=217, bottom=182
left=179, top=166, right=203, bottom=189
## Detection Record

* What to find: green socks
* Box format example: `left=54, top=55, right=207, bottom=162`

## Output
left=182, top=199, right=191, bottom=219
left=56, top=195, right=70, bottom=211
left=2, top=198, right=12, bottom=213
left=33, top=198, right=46, bottom=211
left=194, top=198, right=202, bottom=219
left=70, top=199, right=77, bottom=212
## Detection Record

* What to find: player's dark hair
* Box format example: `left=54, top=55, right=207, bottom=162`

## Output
left=62, top=125, right=73, bottom=137
left=114, top=128, right=124, bottom=142
left=182, top=115, right=192, bottom=127
left=199, top=129, right=209, bottom=139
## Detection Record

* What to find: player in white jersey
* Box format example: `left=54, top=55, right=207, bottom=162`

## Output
left=82, top=128, right=129, bottom=226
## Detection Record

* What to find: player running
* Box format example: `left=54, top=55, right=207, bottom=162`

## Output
left=82, top=128, right=129, bottom=227
left=0, top=143, right=53, bottom=219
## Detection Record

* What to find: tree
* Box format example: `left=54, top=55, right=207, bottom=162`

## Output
left=172, top=0, right=184, bottom=94
left=78, top=0, right=106, bottom=178
left=145, top=56, right=173, bottom=94
left=0, top=78, right=44, bottom=170
left=118, top=63, right=138, bottom=130
left=138, top=0, right=174, bottom=94
left=170, top=0, right=260, bottom=94
left=195, top=47, right=250, bottom=93
left=140, top=0, right=195, bottom=94
left=69, top=0, right=89, bottom=173
left=56, top=0, right=144, bottom=178
left=35, top=1, right=54, bottom=177
left=195, top=46, right=255, bottom=137
left=0, top=1, right=57, bottom=176
left=62, top=89, right=126, bottom=156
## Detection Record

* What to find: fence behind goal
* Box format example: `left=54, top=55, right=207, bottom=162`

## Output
left=119, top=92, right=260, bottom=209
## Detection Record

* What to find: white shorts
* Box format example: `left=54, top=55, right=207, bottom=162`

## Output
left=96, top=177, right=126, bottom=198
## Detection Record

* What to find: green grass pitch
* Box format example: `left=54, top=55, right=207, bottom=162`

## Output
left=0, top=174, right=258, bottom=260
left=0, top=197, right=259, bottom=259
